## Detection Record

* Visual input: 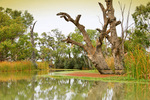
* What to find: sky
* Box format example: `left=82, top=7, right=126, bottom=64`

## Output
left=0, top=0, right=149, bottom=36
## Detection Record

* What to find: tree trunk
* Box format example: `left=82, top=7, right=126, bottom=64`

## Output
left=106, top=0, right=124, bottom=70
left=57, top=0, right=124, bottom=74
left=0, top=52, right=4, bottom=61
left=30, top=21, right=37, bottom=69
left=89, top=50, right=114, bottom=74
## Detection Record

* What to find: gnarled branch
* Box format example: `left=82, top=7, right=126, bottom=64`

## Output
left=62, top=36, right=87, bottom=52
left=97, top=18, right=110, bottom=46
left=30, top=21, right=37, bottom=34
left=98, top=2, right=107, bottom=21
left=57, top=12, right=74, bottom=22
left=57, top=12, right=94, bottom=54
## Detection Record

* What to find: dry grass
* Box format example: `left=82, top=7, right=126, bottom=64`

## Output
left=37, top=62, right=49, bottom=70
left=0, top=61, right=34, bottom=72
left=105, top=56, right=115, bottom=70
left=0, top=61, right=50, bottom=72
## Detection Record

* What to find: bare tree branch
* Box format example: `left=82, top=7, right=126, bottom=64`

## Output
left=30, top=21, right=37, bottom=34
left=98, top=2, right=107, bottom=22
left=118, top=1, right=125, bottom=41
left=124, top=0, right=132, bottom=40
left=62, top=36, right=87, bottom=51
left=57, top=12, right=94, bottom=54
left=115, top=21, right=121, bottom=26
left=75, top=15, right=81, bottom=24
left=124, top=23, right=134, bottom=39
left=96, top=18, right=110, bottom=47
left=96, top=28, right=102, bottom=33
left=30, top=21, right=37, bottom=69
left=57, top=12, right=74, bottom=22
left=97, top=16, right=104, bottom=27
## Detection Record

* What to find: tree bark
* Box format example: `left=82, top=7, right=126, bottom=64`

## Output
left=30, top=21, right=38, bottom=69
left=105, top=0, right=124, bottom=70
left=57, top=12, right=113, bottom=74
left=57, top=0, right=125, bottom=74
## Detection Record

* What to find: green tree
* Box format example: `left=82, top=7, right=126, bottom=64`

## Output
left=38, top=29, right=68, bottom=68
left=132, top=2, right=150, bottom=32
left=0, top=7, right=34, bottom=61
left=65, top=28, right=100, bottom=69
left=125, top=2, right=150, bottom=51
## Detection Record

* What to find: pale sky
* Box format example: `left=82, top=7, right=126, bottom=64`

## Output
left=0, top=0, right=149, bottom=36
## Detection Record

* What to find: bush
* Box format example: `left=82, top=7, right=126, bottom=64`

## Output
left=64, top=58, right=74, bottom=69
left=54, top=57, right=86, bottom=69
left=54, top=58, right=65, bottom=69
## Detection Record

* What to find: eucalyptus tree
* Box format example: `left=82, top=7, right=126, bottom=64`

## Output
left=124, top=2, right=150, bottom=52
left=57, top=0, right=124, bottom=74
left=130, top=2, right=150, bottom=49
left=38, top=32, right=55, bottom=62
left=9, top=32, right=39, bottom=61
left=68, top=28, right=101, bottom=69
left=38, top=29, right=67, bottom=67
left=0, top=7, right=34, bottom=61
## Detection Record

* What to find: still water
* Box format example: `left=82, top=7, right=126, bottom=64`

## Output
left=0, top=71, right=150, bottom=100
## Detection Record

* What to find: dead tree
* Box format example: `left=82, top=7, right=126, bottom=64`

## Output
left=30, top=21, right=37, bottom=69
left=57, top=0, right=124, bottom=74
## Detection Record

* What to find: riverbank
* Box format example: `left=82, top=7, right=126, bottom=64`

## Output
left=45, top=70, right=150, bottom=84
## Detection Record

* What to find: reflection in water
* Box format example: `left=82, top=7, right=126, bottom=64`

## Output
left=0, top=72, right=150, bottom=100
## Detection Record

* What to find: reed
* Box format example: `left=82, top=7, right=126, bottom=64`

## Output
left=0, top=61, right=50, bottom=72
left=37, top=62, right=49, bottom=70
left=124, top=47, right=150, bottom=79
left=0, top=61, right=35, bottom=72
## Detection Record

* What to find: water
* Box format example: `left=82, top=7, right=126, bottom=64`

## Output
left=0, top=71, right=150, bottom=100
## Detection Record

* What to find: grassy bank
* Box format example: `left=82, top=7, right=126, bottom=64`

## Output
left=0, top=61, right=49, bottom=72
left=40, top=70, right=150, bottom=84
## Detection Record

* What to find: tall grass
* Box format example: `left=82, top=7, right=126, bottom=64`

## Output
left=105, top=56, right=115, bottom=71
left=0, top=61, right=35, bottom=72
left=0, top=61, right=50, bottom=72
left=124, top=47, right=150, bottom=79
left=37, top=62, right=49, bottom=70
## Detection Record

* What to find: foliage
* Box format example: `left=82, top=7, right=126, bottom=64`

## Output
left=126, top=29, right=150, bottom=49
left=124, top=46, right=150, bottom=79
left=54, top=57, right=86, bottom=69
left=132, top=2, right=150, bottom=32
left=38, top=29, right=67, bottom=62
left=0, top=7, right=34, bottom=61
left=127, top=2, right=150, bottom=49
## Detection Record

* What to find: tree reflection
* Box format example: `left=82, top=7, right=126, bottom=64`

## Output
left=0, top=73, right=150, bottom=100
